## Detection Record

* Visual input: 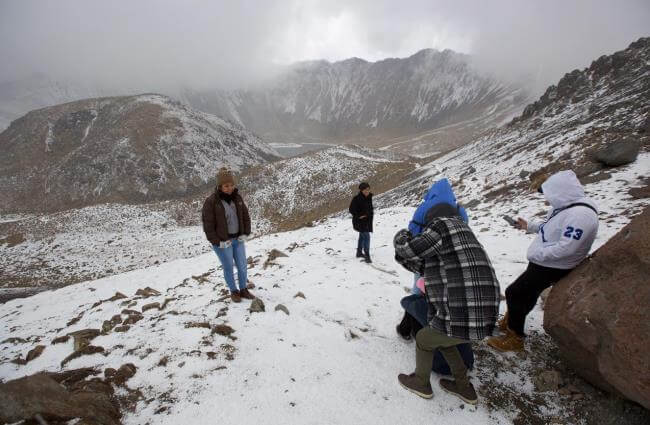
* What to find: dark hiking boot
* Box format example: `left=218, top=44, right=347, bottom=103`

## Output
left=398, top=373, right=433, bottom=399
left=364, top=255, right=372, bottom=263
left=356, top=249, right=364, bottom=258
left=231, top=291, right=241, bottom=303
left=396, top=324, right=412, bottom=341
left=396, top=312, right=412, bottom=341
left=439, top=378, right=478, bottom=405
left=239, top=288, right=255, bottom=300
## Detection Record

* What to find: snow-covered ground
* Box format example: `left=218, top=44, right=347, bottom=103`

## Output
left=1, top=152, right=648, bottom=423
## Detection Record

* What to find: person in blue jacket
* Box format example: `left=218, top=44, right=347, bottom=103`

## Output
left=407, top=178, right=468, bottom=295
left=396, top=178, right=469, bottom=339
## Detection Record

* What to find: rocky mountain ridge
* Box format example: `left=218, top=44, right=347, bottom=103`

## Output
left=180, top=48, right=528, bottom=146
left=0, top=94, right=280, bottom=213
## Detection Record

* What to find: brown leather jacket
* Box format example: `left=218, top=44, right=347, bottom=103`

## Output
left=201, top=189, right=251, bottom=245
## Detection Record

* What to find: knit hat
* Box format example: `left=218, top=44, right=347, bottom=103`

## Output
left=359, top=182, right=370, bottom=191
left=217, top=167, right=235, bottom=187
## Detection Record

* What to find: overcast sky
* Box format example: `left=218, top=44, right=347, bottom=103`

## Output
left=1, top=0, right=648, bottom=93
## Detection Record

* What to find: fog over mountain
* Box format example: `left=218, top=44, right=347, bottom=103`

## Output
left=1, top=0, right=648, bottom=94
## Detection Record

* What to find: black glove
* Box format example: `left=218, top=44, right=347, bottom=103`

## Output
left=393, top=229, right=412, bottom=247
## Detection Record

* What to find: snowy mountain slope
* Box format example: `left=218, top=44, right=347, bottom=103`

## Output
left=0, top=94, right=280, bottom=213
left=179, top=49, right=528, bottom=146
left=0, top=145, right=415, bottom=288
left=377, top=37, right=650, bottom=211
left=0, top=74, right=125, bottom=132
left=1, top=155, right=648, bottom=425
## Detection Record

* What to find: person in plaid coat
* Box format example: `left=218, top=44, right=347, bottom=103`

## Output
left=393, top=203, right=500, bottom=404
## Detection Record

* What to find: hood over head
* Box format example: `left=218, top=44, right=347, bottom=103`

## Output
left=542, top=170, right=594, bottom=209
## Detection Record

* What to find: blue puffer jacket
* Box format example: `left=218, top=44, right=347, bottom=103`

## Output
left=408, top=178, right=468, bottom=235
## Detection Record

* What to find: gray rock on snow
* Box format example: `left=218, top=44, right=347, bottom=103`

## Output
left=275, top=304, right=290, bottom=315
left=249, top=298, right=265, bottom=313
left=594, top=138, right=641, bottom=167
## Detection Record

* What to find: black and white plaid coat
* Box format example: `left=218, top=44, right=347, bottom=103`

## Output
left=394, top=217, right=500, bottom=341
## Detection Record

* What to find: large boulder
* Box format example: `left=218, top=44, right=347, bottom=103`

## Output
left=0, top=371, right=120, bottom=424
left=544, top=207, right=650, bottom=409
left=594, top=137, right=641, bottom=167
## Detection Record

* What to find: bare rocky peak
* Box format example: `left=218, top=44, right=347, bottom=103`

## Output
left=380, top=37, right=650, bottom=209
left=0, top=94, right=279, bottom=213
left=179, top=49, right=528, bottom=145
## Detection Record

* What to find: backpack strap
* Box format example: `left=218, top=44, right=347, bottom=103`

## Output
left=551, top=202, right=598, bottom=219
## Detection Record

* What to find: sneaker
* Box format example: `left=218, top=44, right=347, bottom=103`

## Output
left=398, top=373, right=433, bottom=399
left=231, top=291, right=241, bottom=303
left=239, top=288, right=255, bottom=300
left=439, top=378, right=478, bottom=405
left=487, top=329, right=524, bottom=352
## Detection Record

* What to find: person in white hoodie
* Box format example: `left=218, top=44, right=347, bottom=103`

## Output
left=487, top=170, right=599, bottom=352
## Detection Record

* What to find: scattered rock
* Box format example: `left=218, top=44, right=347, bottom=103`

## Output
left=51, top=335, right=71, bottom=345
left=25, top=345, right=46, bottom=363
left=121, top=309, right=141, bottom=316
left=3, top=337, right=27, bottom=344
left=519, top=170, right=530, bottom=178
left=275, top=304, right=290, bottom=315
left=158, top=356, right=169, bottom=367
left=66, top=313, right=84, bottom=327
left=135, top=287, right=161, bottom=298
left=185, top=322, right=212, bottom=329
left=544, top=208, right=650, bottom=409
left=108, top=292, right=128, bottom=301
left=249, top=298, right=265, bottom=313
left=212, top=324, right=235, bottom=336
left=534, top=370, right=564, bottom=392
left=113, top=325, right=130, bottom=333
left=294, top=292, right=306, bottom=299
left=61, top=345, right=105, bottom=367
left=107, top=363, right=137, bottom=386
left=247, top=281, right=256, bottom=289
left=159, top=297, right=176, bottom=310
left=264, top=249, right=288, bottom=268
left=67, top=329, right=101, bottom=351
left=123, top=314, right=143, bottom=326
left=142, top=302, right=161, bottom=312
left=594, top=138, right=641, bottom=167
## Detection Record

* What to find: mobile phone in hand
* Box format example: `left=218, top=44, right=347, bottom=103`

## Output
left=503, top=215, right=518, bottom=228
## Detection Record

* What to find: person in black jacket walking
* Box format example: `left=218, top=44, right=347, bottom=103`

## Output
left=349, top=182, right=374, bottom=263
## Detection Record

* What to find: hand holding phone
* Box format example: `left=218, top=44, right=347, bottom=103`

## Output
left=503, top=215, right=518, bottom=228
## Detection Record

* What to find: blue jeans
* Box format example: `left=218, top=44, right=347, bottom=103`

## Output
left=357, top=232, right=370, bottom=255
left=212, top=239, right=247, bottom=293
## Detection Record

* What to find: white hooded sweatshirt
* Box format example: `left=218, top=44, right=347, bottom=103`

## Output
left=526, top=170, right=599, bottom=270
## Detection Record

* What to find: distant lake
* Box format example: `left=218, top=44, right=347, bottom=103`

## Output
left=270, top=142, right=335, bottom=158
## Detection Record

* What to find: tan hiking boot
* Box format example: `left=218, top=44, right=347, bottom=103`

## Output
left=398, top=373, right=433, bottom=399
left=239, top=288, right=255, bottom=300
left=439, top=378, right=478, bottom=405
left=231, top=291, right=241, bottom=303
left=497, top=311, right=509, bottom=332
left=487, top=329, right=524, bottom=352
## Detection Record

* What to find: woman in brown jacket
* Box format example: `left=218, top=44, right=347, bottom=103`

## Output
left=201, top=168, right=254, bottom=303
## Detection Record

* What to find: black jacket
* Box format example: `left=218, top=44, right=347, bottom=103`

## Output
left=349, top=192, right=374, bottom=232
